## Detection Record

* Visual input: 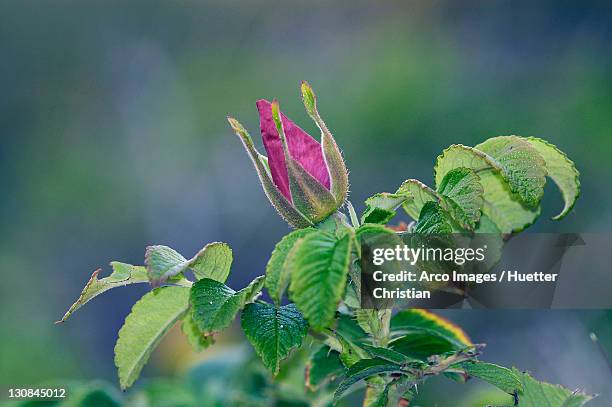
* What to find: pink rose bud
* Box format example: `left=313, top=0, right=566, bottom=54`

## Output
left=228, top=83, right=349, bottom=228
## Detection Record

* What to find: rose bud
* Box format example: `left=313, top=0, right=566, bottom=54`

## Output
left=228, top=83, right=349, bottom=228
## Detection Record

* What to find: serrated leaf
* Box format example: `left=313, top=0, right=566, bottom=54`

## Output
left=462, top=361, right=522, bottom=394
left=288, top=231, right=352, bottom=330
left=396, top=179, right=439, bottom=220
left=525, top=137, right=580, bottom=220
left=241, top=302, right=308, bottom=375
left=333, top=358, right=403, bottom=404
left=57, top=262, right=150, bottom=323
left=306, top=346, right=344, bottom=390
left=437, top=167, right=484, bottom=229
left=181, top=311, right=215, bottom=352
left=361, top=193, right=408, bottom=224
left=475, top=136, right=547, bottom=208
left=391, top=309, right=472, bottom=347
left=513, top=368, right=594, bottom=407
left=434, top=144, right=540, bottom=233
left=191, top=276, right=265, bottom=334
left=114, top=286, right=190, bottom=389
left=361, top=344, right=415, bottom=365
left=145, top=245, right=190, bottom=286
left=189, top=242, right=233, bottom=283
left=265, top=228, right=316, bottom=305
left=414, top=201, right=453, bottom=234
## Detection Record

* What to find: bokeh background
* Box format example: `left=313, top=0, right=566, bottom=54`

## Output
left=1, top=0, right=611, bottom=405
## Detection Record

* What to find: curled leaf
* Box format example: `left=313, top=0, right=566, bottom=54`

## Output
left=57, top=262, right=150, bottom=323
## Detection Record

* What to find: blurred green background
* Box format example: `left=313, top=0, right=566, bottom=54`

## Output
left=1, top=0, right=611, bottom=405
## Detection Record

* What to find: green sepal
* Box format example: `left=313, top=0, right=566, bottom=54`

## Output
left=301, top=81, right=349, bottom=205
left=271, top=100, right=339, bottom=223
left=228, top=116, right=312, bottom=229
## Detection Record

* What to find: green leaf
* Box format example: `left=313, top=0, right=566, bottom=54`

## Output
left=389, top=331, right=457, bottom=360
left=437, top=167, right=484, bottom=230
left=265, top=228, right=316, bottom=306
left=513, top=368, right=594, bottom=407
left=57, top=262, right=150, bottom=323
left=181, top=311, right=215, bottom=352
left=333, top=331, right=368, bottom=368
left=414, top=201, right=453, bottom=234
left=361, top=344, right=415, bottom=365
left=361, top=193, right=409, bottom=224
left=145, top=245, right=190, bottom=286
left=434, top=144, right=540, bottom=233
left=364, top=383, right=390, bottom=407
left=461, top=361, right=522, bottom=394
left=114, top=286, right=190, bottom=389
left=475, top=136, right=547, bottom=208
left=241, top=302, right=308, bottom=375
left=306, top=346, right=344, bottom=390
left=189, top=242, right=233, bottom=283
left=191, top=276, right=265, bottom=334
left=525, top=137, right=580, bottom=220
left=391, top=309, right=472, bottom=347
left=396, top=179, right=439, bottom=220
left=336, top=313, right=369, bottom=342
left=333, top=358, right=403, bottom=403
left=288, top=231, right=352, bottom=330
left=355, top=223, right=396, bottom=237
